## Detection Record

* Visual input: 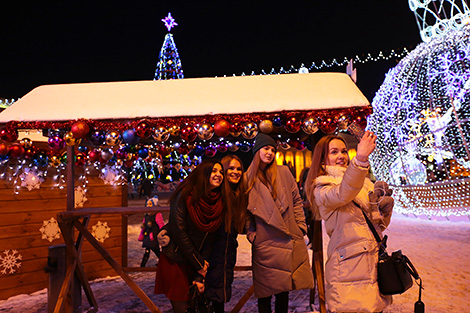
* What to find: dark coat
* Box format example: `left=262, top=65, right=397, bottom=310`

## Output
left=164, top=193, right=216, bottom=273
left=204, top=222, right=238, bottom=303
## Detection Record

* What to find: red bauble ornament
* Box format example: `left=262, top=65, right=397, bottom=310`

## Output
left=0, top=143, right=8, bottom=155
left=8, top=143, right=24, bottom=158
left=320, top=116, right=337, bottom=134
left=230, top=122, right=243, bottom=137
left=181, top=125, right=197, bottom=142
left=351, top=112, right=368, bottom=129
left=88, top=149, right=101, bottom=162
left=123, top=160, right=135, bottom=168
left=214, top=119, right=231, bottom=137
left=75, top=152, right=87, bottom=166
left=178, top=143, right=190, bottom=155
left=135, top=119, right=153, bottom=139
left=71, top=121, right=90, bottom=139
left=0, top=128, right=18, bottom=142
left=24, top=147, right=37, bottom=159
left=284, top=117, right=302, bottom=133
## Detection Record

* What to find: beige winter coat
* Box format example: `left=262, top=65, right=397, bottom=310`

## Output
left=312, top=162, right=392, bottom=313
left=246, top=165, right=314, bottom=298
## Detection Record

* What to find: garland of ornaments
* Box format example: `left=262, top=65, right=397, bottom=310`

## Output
left=0, top=109, right=369, bottom=165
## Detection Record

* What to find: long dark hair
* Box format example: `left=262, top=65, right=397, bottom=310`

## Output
left=221, top=155, right=248, bottom=233
left=170, top=158, right=223, bottom=206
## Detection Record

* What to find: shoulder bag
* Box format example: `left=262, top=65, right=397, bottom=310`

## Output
left=362, top=211, right=425, bottom=312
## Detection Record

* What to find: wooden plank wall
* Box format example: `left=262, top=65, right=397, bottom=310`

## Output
left=0, top=166, right=126, bottom=300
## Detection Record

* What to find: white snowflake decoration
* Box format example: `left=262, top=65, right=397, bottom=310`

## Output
left=74, top=186, right=88, bottom=208
left=39, top=217, right=61, bottom=242
left=0, top=250, right=22, bottom=275
left=99, top=165, right=123, bottom=185
left=20, top=168, right=44, bottom=191
left=92, top=221, right=110, bottom=243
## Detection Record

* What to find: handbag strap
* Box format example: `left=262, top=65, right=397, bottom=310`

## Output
left=360, top=208, right=387, bottom=254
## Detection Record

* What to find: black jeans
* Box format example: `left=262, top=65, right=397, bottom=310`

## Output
left=257, top=291, right=288, bottom=313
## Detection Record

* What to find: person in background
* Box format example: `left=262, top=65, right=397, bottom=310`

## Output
left=154, top=159, right=225, bottom=313
left=138, top=210, right=164, bottom=267
left=305, top=133, right=393, bottom=313
left=245, top=133, right=313, bottom=313
left=140, top=177, right=153, bottom=200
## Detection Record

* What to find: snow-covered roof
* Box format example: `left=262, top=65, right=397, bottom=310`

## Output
left=0, top=72, right=369, bottom=123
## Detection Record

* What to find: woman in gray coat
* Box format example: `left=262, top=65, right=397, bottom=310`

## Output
left=245, top=133, right=313, bottom=313
left=305, top=133, right=393, bottom=313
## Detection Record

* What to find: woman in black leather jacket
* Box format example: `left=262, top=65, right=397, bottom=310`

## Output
left=155, top=158, right=225, bottom=313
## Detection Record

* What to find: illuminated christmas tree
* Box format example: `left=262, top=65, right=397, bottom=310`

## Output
left=154, top=13, right=184, bottom=80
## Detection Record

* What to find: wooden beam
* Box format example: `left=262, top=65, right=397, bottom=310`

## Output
left=73, top=219, right=162, bottom=313
left=312, top=220, right=326, bottom=313
left=230, top=284, right=254, bottom=313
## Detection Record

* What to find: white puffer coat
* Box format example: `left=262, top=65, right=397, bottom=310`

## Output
left=246, top=165, right=314, bottom=298
left=312, top=162, right=392, bottom=313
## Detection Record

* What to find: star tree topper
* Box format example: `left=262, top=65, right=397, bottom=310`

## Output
left=162, top=12, right=178, bottom=32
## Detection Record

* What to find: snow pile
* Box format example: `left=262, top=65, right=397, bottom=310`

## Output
left=0, top=214, right=469, bottom=313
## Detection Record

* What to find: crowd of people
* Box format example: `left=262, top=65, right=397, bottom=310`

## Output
left=141, top=131, right=394, bottom=313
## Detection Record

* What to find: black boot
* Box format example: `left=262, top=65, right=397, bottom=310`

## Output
left=140, top=250, right=150, bottom=267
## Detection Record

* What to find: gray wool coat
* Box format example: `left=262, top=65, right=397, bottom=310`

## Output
left=246, top=165, right=314, bottom=298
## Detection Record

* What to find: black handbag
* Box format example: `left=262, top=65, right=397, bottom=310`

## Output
left=362, top=211, right=425, bottom=312
left=186, top=284, right=213, bottom=313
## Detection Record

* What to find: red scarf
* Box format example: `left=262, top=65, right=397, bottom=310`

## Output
left=186, top=191, right=224, bottom=232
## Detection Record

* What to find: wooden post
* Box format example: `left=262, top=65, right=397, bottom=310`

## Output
left=65, top=144, right=80, bottom=313
left=312, top=220, right=326, bottom=313
left=66, top=145, right=75, bottom=211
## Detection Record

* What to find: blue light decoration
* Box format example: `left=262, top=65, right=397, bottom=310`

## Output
left=154, top=12, right=184, bottom=81
left=368, top=1, right=470, bottom=218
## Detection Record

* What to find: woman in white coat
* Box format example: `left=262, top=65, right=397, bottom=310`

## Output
left=245, top=133, right=313, bottom=313
left=305, top=132, right=393, bottom=313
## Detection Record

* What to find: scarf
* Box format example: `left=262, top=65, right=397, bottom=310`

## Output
left=186, top=191, right=224, bottom=232
left=315, top=165, right=384, bottom=223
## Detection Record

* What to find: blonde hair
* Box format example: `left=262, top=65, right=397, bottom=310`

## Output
left=305, top=135, right=349, bottom=220
left=245, top=150, right=278, bottom=200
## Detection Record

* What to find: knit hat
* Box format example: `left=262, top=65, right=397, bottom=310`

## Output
left=252, top=133, right=277, bottom=155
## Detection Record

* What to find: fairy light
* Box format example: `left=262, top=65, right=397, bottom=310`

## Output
left=368, top=23, right=470, bottom=218
left=231, top=48, right=410, bottom=77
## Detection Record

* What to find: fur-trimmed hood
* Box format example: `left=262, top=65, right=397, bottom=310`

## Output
left=314, top=165, right=374, bottom=212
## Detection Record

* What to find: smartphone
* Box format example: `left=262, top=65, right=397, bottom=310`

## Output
left=348, top=122, right=365, bottom=140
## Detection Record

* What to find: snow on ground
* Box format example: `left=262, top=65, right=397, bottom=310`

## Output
left=0, top=214, right=469, bottom=313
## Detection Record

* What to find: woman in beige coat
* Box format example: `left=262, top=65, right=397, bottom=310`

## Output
left=305, top=133, right=393, bottom=313
left=245, top=133, right=313, bottom=313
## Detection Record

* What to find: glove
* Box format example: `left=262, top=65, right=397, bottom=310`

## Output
left=157, top=229, right=170, bottom=247
left=369, top=181, right=394, bottom=215
left=379, top=196, right=394, bottom=215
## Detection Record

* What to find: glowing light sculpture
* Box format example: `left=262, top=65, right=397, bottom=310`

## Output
left=368, top=22, right=470, bottom=218
left=409, top=0, right=470, bottom=43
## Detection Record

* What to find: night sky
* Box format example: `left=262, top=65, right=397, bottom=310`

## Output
left=0, top=1, right=421, bottom=101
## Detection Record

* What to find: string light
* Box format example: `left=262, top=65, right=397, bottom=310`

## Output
left=228, top=48, right=410, bottom=77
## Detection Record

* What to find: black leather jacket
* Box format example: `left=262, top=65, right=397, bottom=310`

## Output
left=167, top=192, right=216, bottom=273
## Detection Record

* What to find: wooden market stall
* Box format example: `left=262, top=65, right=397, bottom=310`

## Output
left=0, top=73, right=370, bottom=312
